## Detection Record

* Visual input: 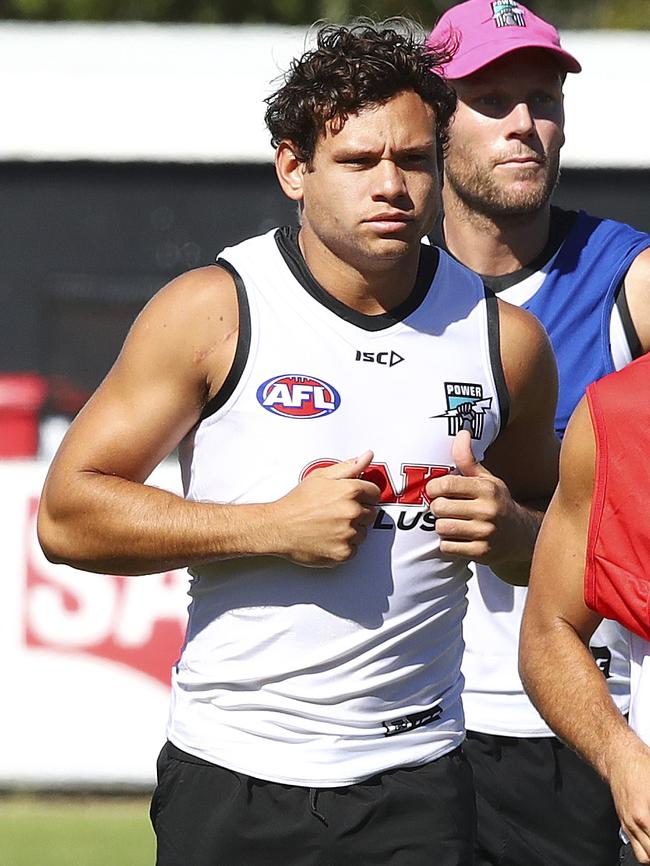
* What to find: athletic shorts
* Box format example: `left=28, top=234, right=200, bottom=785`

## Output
left=619, top=842, right=644, bottom=865
left=151, top=741, right=476, bottom=865
left=464, top=730, right=620, bottom=866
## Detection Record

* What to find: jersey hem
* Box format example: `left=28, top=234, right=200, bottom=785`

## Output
left=465, top=697, right=631, bottom=738
left=466, top=723, right=553, bottom=738
left=166, top=732, right=465, bottom=787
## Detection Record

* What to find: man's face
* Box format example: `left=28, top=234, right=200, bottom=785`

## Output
left=298, top=90, right=439, bottom=268
left=444, top=50, right=565, bottom=217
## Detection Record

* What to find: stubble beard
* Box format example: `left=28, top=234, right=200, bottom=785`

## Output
left=444, top=146, right=561, bottom=219
left=323, top=222, right=423, bottom=271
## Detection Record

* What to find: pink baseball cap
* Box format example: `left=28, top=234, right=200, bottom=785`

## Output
left=427, top=0, right=581, bottom=79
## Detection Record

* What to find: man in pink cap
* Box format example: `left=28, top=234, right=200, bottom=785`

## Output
left=426, top=1, right=650, bottom=865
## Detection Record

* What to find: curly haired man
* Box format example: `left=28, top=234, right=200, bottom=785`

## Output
left=38, top=22, right=559, bottom=865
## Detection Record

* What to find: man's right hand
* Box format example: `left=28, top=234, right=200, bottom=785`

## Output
left=607, top=737, right=650, bottom=864
left=270, top=451, right=381, bottom=567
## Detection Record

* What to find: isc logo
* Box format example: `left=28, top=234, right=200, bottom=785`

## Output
left=257, top=374, right=341, bottom=418
left=355, top=350, right=404, bottom=367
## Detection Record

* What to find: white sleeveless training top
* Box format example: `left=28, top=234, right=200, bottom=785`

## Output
left=628, top=633, right=650, bottom=754
left=620, top=632, right=650, bottom=844
left=168, top=227, right=507, bottom=786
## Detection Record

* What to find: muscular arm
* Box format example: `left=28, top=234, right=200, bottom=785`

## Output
left=622, top=246, right=650, bottom=355
left=520, top=399, right=650, bottom=863
left=427, top=299, right=559, bottom=586
left=38, top=266, right=379, bottom=575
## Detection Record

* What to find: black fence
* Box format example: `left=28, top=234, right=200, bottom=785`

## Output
left=2, top=160, right=649, bottom=417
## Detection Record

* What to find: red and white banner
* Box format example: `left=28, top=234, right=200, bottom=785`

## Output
left=0, top=460, right=187, bottom=787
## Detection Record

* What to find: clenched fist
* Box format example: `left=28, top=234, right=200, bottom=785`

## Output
left=270, top=450, right=381, bottom=567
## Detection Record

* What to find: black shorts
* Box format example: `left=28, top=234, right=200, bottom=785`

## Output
left=464, top=730, right=621, bottom=866
left=151, top=741, right=476, bottom=865
left=619, top=842, right=643, bottom=865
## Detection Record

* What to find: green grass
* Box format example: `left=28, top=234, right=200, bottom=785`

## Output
left=0, top=794, right=155, bottom=866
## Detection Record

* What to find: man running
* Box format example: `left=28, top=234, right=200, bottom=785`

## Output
left=39, top=21, right=559, bottom=865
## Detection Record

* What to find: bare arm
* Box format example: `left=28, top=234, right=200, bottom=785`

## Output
left=623, top=246, right=650, bottom=354
left=38, top=266, right=379, bottom=575
left=520, top=398, right=650, bottom=864
left=427, top=299, right=559, bottom=586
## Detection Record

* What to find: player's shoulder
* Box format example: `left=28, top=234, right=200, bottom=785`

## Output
left=135, top=264, right=239, bottom=337
left=621, top=246, right=650, bottom=356
left=559, top=396, right=596, bottom=502
left=112, top=264, right=242, bottom=387
left=104, top=262, right=244, bottom=406
left=495, top=295, right=549, bottom=350
left=152, top=263, right=238, bottom=308
left=625, top=244, right=650, bottom=281
left=495, top=296, right=557, bottom=412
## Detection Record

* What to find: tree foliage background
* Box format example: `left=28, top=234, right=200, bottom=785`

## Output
left=0, top=0, right=648, bottom=28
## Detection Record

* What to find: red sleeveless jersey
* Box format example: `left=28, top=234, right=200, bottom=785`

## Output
left=585, top=352, right=650, bottom=640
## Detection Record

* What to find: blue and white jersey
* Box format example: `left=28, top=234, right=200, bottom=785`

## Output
left=456, top=210, right=650, bottom=736
left=169, top=227, right=507, bottom=783
left=524, top=211, right=650, bottom=438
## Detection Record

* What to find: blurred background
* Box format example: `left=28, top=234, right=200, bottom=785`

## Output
left=2, top=0, right=650, bottom=26
left=2, top=1, right=649, bottom=447
left=0, top=2, right=648, bottom=864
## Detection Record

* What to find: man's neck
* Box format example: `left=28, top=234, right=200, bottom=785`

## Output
left=442, top=191, right=552, bottom=277
left=297, top=226, right=422, bottom=315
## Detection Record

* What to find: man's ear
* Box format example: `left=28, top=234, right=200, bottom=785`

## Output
left=275, top=141, right=307, bottom=202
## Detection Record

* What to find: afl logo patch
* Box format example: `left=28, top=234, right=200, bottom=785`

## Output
left=256, top=374, right=341, bottom=419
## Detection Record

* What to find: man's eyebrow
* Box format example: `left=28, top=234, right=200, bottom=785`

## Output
left=332, top=146, right=381, bottom=159
left=398, top=142, right=435, bottom=153
left=331, top=140, right=435, bottom=159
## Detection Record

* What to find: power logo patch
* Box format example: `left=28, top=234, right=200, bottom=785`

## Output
left=432, top=382, right=492, bottom=440
left=491, top=0, right=526, bottom=28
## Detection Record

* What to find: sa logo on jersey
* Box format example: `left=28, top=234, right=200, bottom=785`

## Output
left=257, top=374, right=341, bottom=419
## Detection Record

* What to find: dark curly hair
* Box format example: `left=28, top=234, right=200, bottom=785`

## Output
left=264, top=20, right=457, bottom=165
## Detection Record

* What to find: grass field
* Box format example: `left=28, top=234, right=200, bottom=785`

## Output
left=0, top=794, right=155, bottom=866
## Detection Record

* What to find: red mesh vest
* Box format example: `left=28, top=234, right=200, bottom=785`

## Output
left=585, top=353, right=650, bottom=640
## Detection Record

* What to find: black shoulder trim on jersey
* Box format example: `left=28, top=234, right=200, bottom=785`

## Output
left=199, top=260, right=251, bottom=422
left=615, top=278, right=643, bottom=360
left=484, top=286, right=510, bottom=434
left=274, top=225, right=439, bottom=331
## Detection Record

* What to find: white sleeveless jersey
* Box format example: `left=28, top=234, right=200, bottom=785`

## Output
left=462, top=567, right=630, bottom=735
left=618, top=632, right=650, bottom=845
left=462, top=240, right=631, bottom=736
left=629, top=633, right=650, bottom=747
left=168, top=227, right=507, bottom=786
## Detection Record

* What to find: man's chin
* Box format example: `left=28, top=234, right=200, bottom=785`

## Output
left=472, top=179, right=552, bottom=217
left=365, top=235, right=419, bottom=262
left=492, top=194, right=550, bottom=216
left=364, top=224, right=424, bottom=252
